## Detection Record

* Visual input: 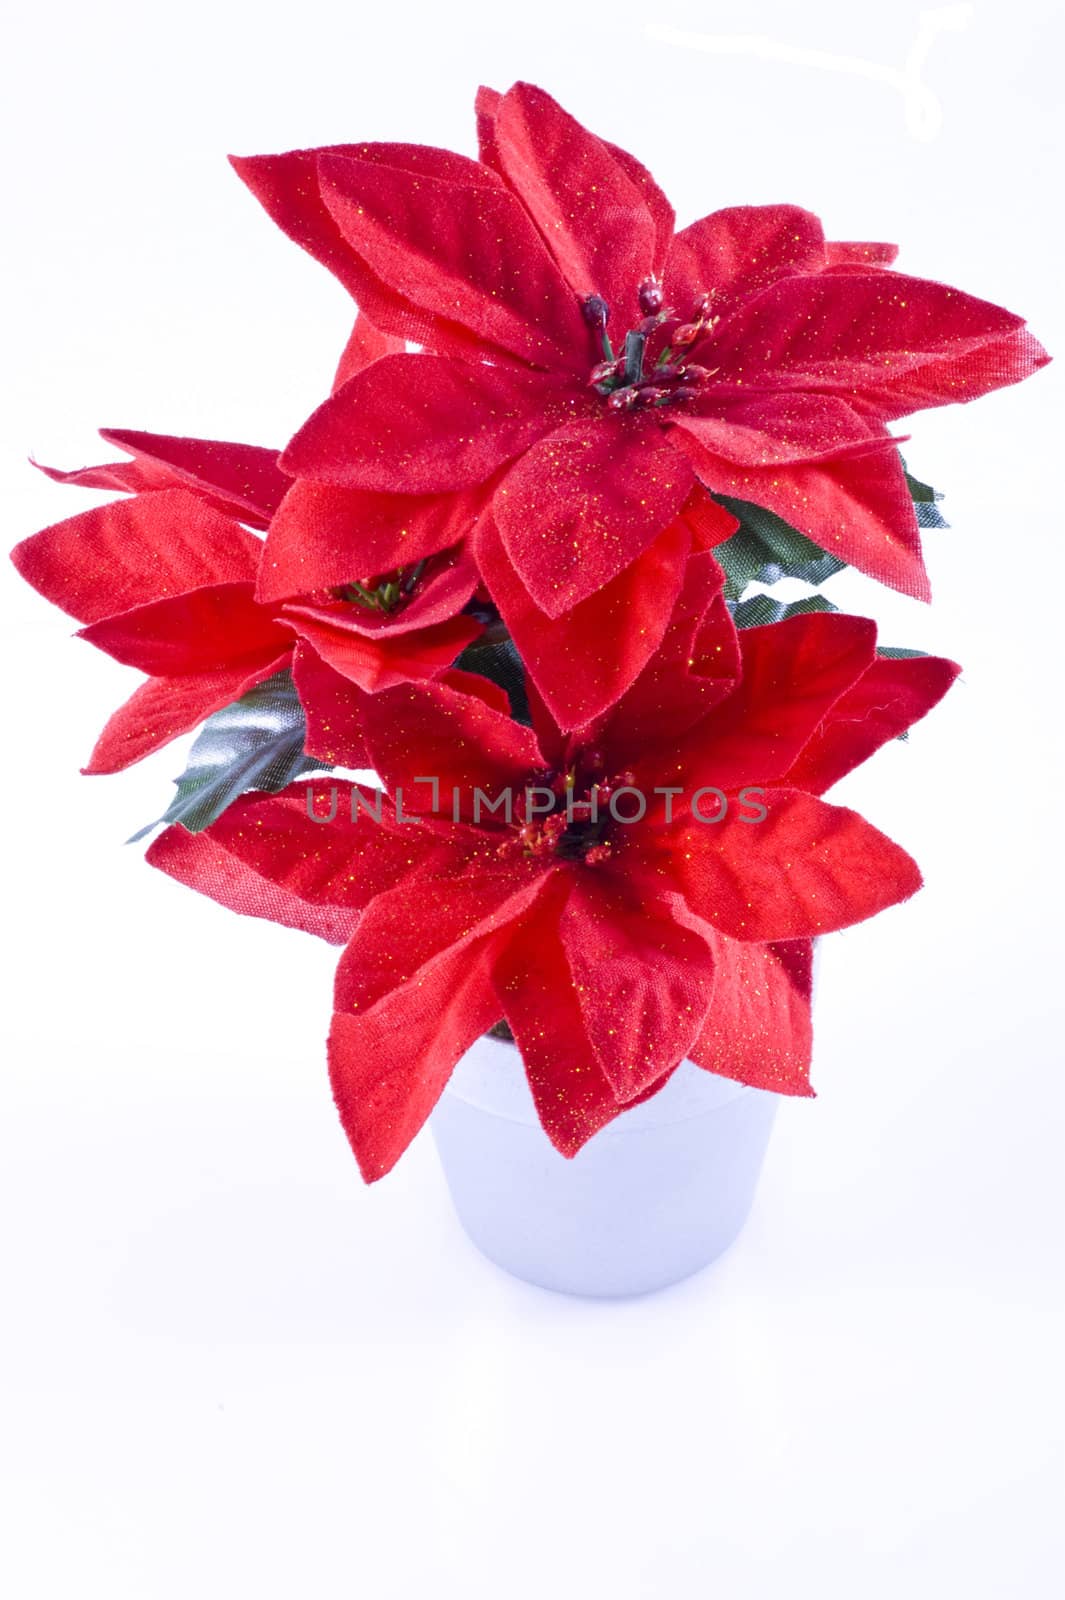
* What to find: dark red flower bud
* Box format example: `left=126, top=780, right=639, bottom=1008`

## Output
left=581, top=294, right=610, bottom=330
left=607, top=386, right=639, bottom=411
left=692, top=291, right=714, bottom=320
left=636, top=386, right=667, bottom=406
left=671, top=322, right=702, bottom=350
left=637, top=277, right=663, bottom=315
left=588, top=359, right=621, bottom=387
left=679, top=363, right=713, bottom=384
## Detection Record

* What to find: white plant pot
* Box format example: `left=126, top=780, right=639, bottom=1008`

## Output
left=430, top=1035, right=779, bottom=1298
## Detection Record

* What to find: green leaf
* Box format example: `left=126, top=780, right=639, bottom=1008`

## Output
left=129, top=669, right=327, bottom=843
left=731, top=592, right=839, bottom=629
left=901, top=459, right=949, bottom=529
left=903, top=469, right=937, bottom=502
left=713, top=496, right=847, bottom=598
left=913, top=499, right=948, bottom=530
left=455, top=632, right=531, bottom=725
left=714, top=454, right=947, bottom=602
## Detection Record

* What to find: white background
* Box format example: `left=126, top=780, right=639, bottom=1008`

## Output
left=2, top=3, right=1063, bottom=1595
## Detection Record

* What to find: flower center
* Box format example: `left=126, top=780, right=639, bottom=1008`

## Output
left=496, top=753, right=635, bottom=866
left=330, top=560, right=427, bottom=615
left=582, top=280, right=719, bottom=413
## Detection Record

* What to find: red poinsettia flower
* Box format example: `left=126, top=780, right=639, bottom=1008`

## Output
left=148, top=553, right=959, bottom=1180
left=232, top=79, right=1047, bottom=639
left=264, top=468, right=738, bottom=729
left=12, top=427, right=482, bottom=771
left=255, top=303, right=740, bottom=729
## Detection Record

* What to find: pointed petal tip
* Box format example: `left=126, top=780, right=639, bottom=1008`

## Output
left=80, top=750, right=124, bottom=776
left=1026, top=334, right=1052, bottom=372
left=227, top=151, right=281, bottom=194
left=883, top=546, right=932, bottom=604
left=275, top=441, right=299, bottom=479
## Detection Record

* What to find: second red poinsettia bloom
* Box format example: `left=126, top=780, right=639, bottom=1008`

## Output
left=233, top=79, right=1047, bottom=621
left=148, top=554, right=960, bottom=1180
left=13, top=428, right=483, bottom=771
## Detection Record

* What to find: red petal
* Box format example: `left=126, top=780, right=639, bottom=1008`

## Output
left=673, top=611, right=877, bottom=790
left=34, top=455, right=173, bottom=497
left=282, top=354, right=570, bottom=493
left=712, top=271, right=1049, bottom=417
left=494, top=417, right=695, bottom=616
left=231, top=144, right=497, bottom=359
left=359, top=679, right=543, bottom=823
left=83, top=656, right=289, bottom=774
left=683, top=439, right=931, bottom=601
left=779, top=653, right=961, bottom=794
left=292, top=645, right=370, bottom=768
left=147, top=826, right=359, bottom=945
left=257, top=478, right=484, bottom=603
left=98, top=429, right=289, bottom=525
left=666, top=788, right=922, bottom=941
left=480, top=84, right=676, bottom=275
left=475, top=85, right=504, bottom=171
left=319, top=150, right=587, bottom=371
left=666, top=205, right=826, bottom=316
left=824, top=240, right=898, bottom=269
left=35, top=432, right=289, bottom=527
left=331, top=314, right=405, bottom=392
left=12, top=489, right=262, bottom=624
left=673, top=391, right=884, bottom=466
left=492, top=81, right=661, bottom=310
left=231, top=145, right=374, bottom=299
left=493, top=875, right=634, bottom=1156
left=558, top=872, right=715, bottom=1100
left=328, top=859, right=547, bottom=1180
left=438, top=668, right=514, bottom=720
left=205, top=779, right=430, bottom=907
left=850, top=325, right=1050, bottom=418
left=78, top=581, right=289, bottom=676
left=593, top=549, right=741, bottom=761
left=334, top=852, right=544, bottom=1013
left=329, top=938, right=502, bottom=1182
left=678, top=487, right=739, bottom=551
left=284, top=548, right=478, bottom=640
left=601, top=142, right=675, bottom=279
left=290, top=596, right=480, bottom=692
left=474, top=509, right=691, bottom=731
left=690, top=935, right=815, bottom=1095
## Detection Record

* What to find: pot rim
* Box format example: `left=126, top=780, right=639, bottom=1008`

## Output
left=442, top=1040, right=760, bottom=1135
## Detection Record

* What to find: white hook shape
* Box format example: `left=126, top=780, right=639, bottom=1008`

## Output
left=645, top=6, right=975, bottom=142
